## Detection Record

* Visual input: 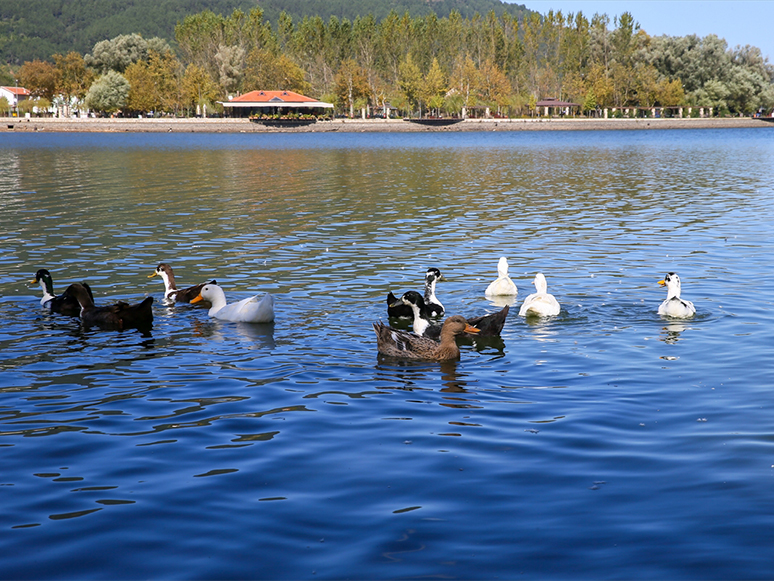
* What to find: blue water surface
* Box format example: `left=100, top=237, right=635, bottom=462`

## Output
left=1, top=128, right=773, bottom=579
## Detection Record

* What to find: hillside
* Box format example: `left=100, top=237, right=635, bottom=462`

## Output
left=0, top=0, right=530, bottom=65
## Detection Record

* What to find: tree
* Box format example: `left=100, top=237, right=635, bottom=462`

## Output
left=243, top=49, right=311, bottom=94
left=18, top=59, right=58, bottom=101
left=54, top=52, right=94, bottom=114
left=85, top=71, right=130, bottom=115
left=125, top=50, right=181, bottom=114
left=181, top=64, right=221, bottom=115
left=334, top=59, right=369, bottom=117
left=85, top=34, right=172, bottom=74
left=398, top=53, right=422, bottom=114
left=421, top=58, right=447, bottom=115
left=0, top=96, right=10, bottom=115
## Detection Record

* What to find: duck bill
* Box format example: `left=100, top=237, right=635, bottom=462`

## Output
left=190, top=294, right=204, bottom=304
left=464, top=324, right=480, bottom=334
left=389, top=298, right=404, bottom=308
left=148, top=271, right=159, bottom=278
left=437, top=274, right=447, bottom=282
left=657, top=280, right=666, bottom=286
left=29, top=277, right=38, bottom=284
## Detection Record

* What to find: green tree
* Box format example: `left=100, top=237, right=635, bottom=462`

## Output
left=85, top=71, right=129, bottom=115
left=85, top=34, right=172, bottom=74
left=422, top=58, right=447, bottom=115
left=125, top=50, right=181, bottom=114
left=243, top=49, right=312, bottom=94
left=398, top=53, right=422, bottom=114
left=0, top=96, right=10, bottom=115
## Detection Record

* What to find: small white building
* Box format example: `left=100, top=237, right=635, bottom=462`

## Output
left=0, top=86, right=31, bottom=110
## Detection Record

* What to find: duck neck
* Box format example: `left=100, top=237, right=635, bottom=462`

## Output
left=436, top=329, right=461, bottom=359
left=159, top=271, right=177, bottom=297
left=207, top=290, right=228, bottom=316
left=667, top=284, right=681, bottom=300
left=424, top=278, right=442, bottom=310
left=38, top=279, right=55, bottom=304
left=409, top=303, right=429, bottom=335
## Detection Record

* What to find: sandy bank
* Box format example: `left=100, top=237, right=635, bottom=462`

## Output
left=1, top=116, right=771, bottom=133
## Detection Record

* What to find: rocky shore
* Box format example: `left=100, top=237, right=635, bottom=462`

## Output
left=1, top=115, right=771, bottom=133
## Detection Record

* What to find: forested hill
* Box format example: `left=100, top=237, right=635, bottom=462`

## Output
left=0, top=0, right=529, bottom=65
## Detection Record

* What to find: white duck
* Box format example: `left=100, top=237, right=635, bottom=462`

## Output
left=657, top=272, right=695, bottom=318
left=190, top=283, right=274, bottom=323
left=485, top=257, right=518, bottom=296
left=518, top=273, right=560, bottom=317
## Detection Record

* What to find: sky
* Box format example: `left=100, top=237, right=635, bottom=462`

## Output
left=518, top=1, right=774, bottom=61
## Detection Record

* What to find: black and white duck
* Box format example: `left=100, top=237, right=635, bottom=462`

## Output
left=373, top=315, right=480, bottom=361
left=148, top=263, right=215, bottom=304
left=657, top=272, right=696, bottom=318
left=394, top=290, right=509, bottom=339
left=387, top=267, right=445, bottom=318
left=63, top=283, right=154, bottom=331
left=30, top=268, right=94, bottom=317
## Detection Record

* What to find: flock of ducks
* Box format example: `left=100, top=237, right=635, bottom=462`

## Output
left=31, top=258, right=696, bottom=362
left=374, top=257, right=696, bottom=361
left=31, top=263, right=275, bottom=331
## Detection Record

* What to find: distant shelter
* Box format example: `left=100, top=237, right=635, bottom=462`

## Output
left=536, top=97, right=581, bottom=117
left=220, top=90, right=334, bottom=118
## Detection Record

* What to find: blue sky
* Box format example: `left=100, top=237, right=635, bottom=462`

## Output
left=518, top=1, right=773, bottom=61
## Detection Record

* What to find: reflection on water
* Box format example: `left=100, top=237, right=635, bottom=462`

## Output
left=1, top=129, right=773, bottom=579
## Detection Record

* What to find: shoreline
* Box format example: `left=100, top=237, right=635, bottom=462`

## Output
left=1, top=116, right=771, bottom=133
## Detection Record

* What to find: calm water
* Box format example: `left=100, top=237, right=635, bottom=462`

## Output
left=1, top=128, right=773, bottom=579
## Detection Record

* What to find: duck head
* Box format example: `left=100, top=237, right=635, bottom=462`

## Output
left=658, top=272, right=682, bottom=299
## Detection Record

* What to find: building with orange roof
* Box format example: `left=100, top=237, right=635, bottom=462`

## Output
left=220, top=90, right=333, bottom=118
left=0, top=86, right=31, bottom=110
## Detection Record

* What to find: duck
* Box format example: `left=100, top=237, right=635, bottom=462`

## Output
left=485, top=257, right=518, bottom=297
left=395, top=290, right=509, bottom=338
left=190, top=283, right=274, bottom=323
left=63, top=283, right=154, bottom=330
left=387, top=267, right=445, bottom=318
left=30, top=268, right=94, bottom=317
left=518, top=272, right=560, bottom=317
left=373, top=315, right=480, bottom=360
left=148, top=263, right=216, bottom=303
left=658, top=272, right=696, bottom=318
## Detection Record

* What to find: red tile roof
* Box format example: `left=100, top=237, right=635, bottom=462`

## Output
left=1, top=86, right=31, bottom=96
left=230, top=90, right=318, bottom=104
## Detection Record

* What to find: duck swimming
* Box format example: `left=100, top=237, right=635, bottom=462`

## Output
left=387, top=267, right=445, bottom=318
left=373, top=315, right=480, bottom=360
left=148, top=263, right=215, bottom=304
left=518, top=273, right=560, bottom=317
left=485, top=257, right=518, bottom=297
left=190, top=283, right=274, bottom=323
left=63, top=283, right=154, bottom=330
left=658, top=272, right=696, bottom=318
left=395, top=290, right=509, bottom=338
left=30, top=268, right=94, bottom=317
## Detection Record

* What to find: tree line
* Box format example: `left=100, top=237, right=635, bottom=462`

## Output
left=3, top=6, right=773, bottom=118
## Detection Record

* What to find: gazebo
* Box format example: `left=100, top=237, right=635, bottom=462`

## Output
left=220, top=90, right=333, bottom=119
left=536, top=97, right=581, bottom=117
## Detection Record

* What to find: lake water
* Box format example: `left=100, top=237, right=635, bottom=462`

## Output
left=1, top=128, right=773, bottom=579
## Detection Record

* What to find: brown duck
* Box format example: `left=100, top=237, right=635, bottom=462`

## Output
left=148, top=263, right=215, bottom=304
left=373, top=315, right=479, bottom=360
left=63, top=283, right=154, bottom=331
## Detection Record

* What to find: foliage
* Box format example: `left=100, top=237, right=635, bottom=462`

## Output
left=85, top=34, right=172, bottom=74
left=0, top=95, right=10, bottom=114
left=3, top=1, right=773, bottom=118
left=85, top=70, right=129, bottom=115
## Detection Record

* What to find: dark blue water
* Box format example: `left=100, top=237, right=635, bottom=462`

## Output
left=1, top=129, right=773, bottom=579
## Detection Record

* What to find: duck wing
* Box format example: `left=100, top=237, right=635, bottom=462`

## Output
left=174, top=280, right=217, bottom=303
left=217, top=293, right=274, bottom=323
left=115, top=297, right=154, bottom=329
left=467, top=305, right=509, bottom=336
left=373, top=321, right=439, bottom=358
